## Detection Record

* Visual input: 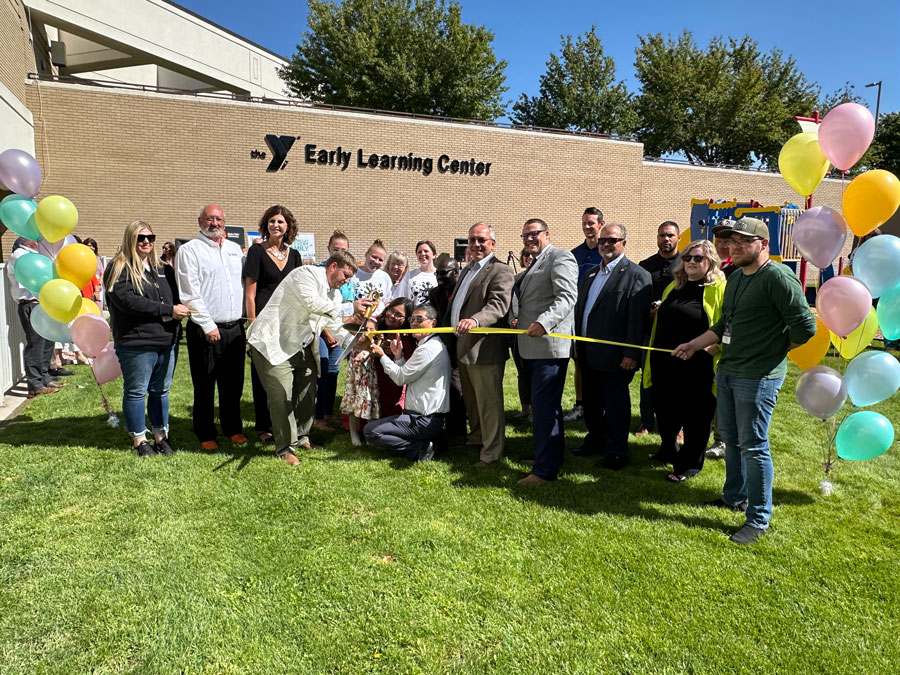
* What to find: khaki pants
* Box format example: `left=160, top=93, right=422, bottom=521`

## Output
left=459, top=362, right=506, bottom=463
left=250, top=345, right=318, bottom=456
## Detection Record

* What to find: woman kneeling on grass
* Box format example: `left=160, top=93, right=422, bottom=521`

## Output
left=104, top=220, right=189, bottom=457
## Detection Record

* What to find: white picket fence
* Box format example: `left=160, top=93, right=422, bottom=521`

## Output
left=0, top=262, right=26, bottom=403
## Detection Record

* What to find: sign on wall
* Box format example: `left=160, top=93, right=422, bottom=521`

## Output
left=290, top=232, right=316, bottom=261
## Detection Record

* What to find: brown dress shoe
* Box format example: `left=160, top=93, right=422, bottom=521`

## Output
left=27, top=387, right=58, bottom=399
left=280, top=451, right=300, bottom=467
left=297, top=441, right=324, bottom=450
left=473, top=460, right=493, bottom=468
left=517, top=473, right=548, bottom=485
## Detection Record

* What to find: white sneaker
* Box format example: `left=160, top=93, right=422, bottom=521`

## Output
left=563, top=404, right=584, bottom=422
left=706, top=441, right=726, bottom=459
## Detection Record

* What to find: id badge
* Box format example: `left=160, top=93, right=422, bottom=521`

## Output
left=722, top=321, right=732, bottom=345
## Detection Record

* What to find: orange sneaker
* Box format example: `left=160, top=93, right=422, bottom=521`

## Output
left=200, top=440, right=218, bottom=451
left=229, top=434, right=248, bottom=445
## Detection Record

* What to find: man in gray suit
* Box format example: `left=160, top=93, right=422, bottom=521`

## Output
left=514, top=218, right=579, bottom=484
left=452, top=222, right=515, bottom=466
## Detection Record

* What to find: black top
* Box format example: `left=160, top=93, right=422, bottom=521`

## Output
left=640, top=252, right=682, bottom=301
left=242, top=243, right=302, bottom=312
left=104, top=263, right=180, bottom=348
left=650, top=279, right=712, bottom=378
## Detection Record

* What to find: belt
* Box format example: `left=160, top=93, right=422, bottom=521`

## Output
left=216, top=320, right=242, bottom=329
left=402, top=409, right=446, bottom=417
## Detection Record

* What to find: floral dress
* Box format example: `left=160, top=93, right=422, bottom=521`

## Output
left=340, top=349, right=380, bottom=420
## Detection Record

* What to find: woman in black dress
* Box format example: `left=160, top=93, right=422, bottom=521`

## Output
left=644, top=239, right=726, bottom=481
left=243, top=205, right=303, bottom=442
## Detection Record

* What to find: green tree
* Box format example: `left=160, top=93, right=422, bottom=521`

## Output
left=510, top=27, right=637, bottom=135
left=633, top=31, right=819, bottom=168
left=872, top=111, right=900, bottom=176
left=278, top=0, right=508, bottom=120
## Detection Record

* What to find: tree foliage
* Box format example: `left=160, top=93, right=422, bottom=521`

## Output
left=633, top=31, right=819, bottom=168
left=278, top=0, right=508, bottom=120
left=510, top=27, right=637, bottom=135
left=872, top=112, right=900, bottom=176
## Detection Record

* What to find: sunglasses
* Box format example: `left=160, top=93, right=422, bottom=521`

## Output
left=409, top=316, right=431, bottom=324
left=598, top=237, right=624, bottom=245
left=521, top=230, right=547, bottom=240
left=682, top=255, right=706, bottom=263
left=137, top=234, right=156, bottom=243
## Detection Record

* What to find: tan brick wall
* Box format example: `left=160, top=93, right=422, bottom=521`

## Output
left=0, top=0, right=32, bottom=103
left=7, top=76, right=852, bottom=267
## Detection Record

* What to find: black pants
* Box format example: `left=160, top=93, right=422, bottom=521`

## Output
left=582, top=365, right=636, bottom=457
left=650, top=354, right=716, bottom=474
left=249, top=358, right=272, bottom=433
left=364, top=411, right=446, bottom=461
left=18, top=301, right=54, bottom=391
left=186, top=321, right=245, bottom=442
left=511, top=341, right=531, bottom=407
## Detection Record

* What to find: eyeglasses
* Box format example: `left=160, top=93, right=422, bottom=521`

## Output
left=730, top=237, right=762, bottom=247
left=598, top=237, right=624, bottom=245
left=385, top=309, right=406, bottom=320
left=409, top=316, right=431, bottom=324
left=203, top=216, right=223, bottom=223
left=521, top=230, right=547, bottom=240
left=468, top=237, right=491, bottom=244
left=137, top=234, right=156, bottom=243
left=682, top=255, right=706, bottom=263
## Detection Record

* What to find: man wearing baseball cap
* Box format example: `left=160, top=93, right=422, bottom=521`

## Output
left=673, top=217, right=816, bottom=544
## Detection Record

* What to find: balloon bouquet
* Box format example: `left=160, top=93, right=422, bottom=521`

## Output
left=779, top=104, right=900, bottom=494
left=0, top=148, right=122, bottom=425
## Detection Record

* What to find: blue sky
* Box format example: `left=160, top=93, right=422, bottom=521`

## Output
left=176, top=0, right=899, bottom=118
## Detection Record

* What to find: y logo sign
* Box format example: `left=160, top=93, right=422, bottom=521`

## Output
left=264, top=134, right=296, bottom=172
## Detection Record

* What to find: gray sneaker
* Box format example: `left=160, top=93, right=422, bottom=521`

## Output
left=563, top=404, right=584, bottom=422
left=729, top=524, right=767, bottom=545
left=705, top=441, right=726, bottom=459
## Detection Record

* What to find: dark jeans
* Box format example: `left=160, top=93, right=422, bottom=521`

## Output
left=315, top=336, right=341, bottom=419
left=17, top=301, right=54, bottom=391
left=115, top=344, right=176, bottom=439
left=582, top=365, right=635, bottom=457
left=525, top=358, right=568, bottom=480
left=186, top=321, right=245, bottom=442
left=364, top=411, right=446, bottom=461
left=511, top=341, right=531, bottom=407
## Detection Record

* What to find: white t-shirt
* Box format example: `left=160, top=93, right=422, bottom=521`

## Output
left=354, top=268, right=392, bottom=312
left=395, top=269, right=437, bottom=306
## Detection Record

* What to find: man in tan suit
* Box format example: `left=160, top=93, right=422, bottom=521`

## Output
left=452, top=222, right=515, bottom=466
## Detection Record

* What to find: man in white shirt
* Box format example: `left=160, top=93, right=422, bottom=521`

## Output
left=365, top=304, right=450, bottom=462
left=247, top=251, right=357, bottom=465
left=6, top=238, right=59, bottom=398
left=451, top=222, right=514, bottom=466
left=175, top=204, right=246, bottom=450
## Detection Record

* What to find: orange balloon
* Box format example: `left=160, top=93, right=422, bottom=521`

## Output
left=842, top=169, right=900, bottom=237
left=788, top=317, right=831, bottom=370
left=76, top=297, right=101, bottom=317
left=56, top=243, right=97, bottom=288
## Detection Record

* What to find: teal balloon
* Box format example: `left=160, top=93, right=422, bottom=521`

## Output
left=845, top=351, right=900, bottom=406
left=853, top=235, right=900, bottom=298
left=0, top=194, right=40, bottom=240
left=13, top=252, right=56, bottom=294
left=30, top=305, right=73, bottom=343
left=836, top=411, right=895, bottom=460
left=877, top=285, right=900, bottom=340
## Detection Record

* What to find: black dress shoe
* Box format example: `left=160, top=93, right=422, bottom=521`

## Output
left=49, top=368, right=75, bottom=377
left=154, top=438, right=175, bottom=456
left=417, top=442, right=435, bottom=462
left=571, top=445, right=603, bottom=458
left=597, top=454, right=630, bottom=471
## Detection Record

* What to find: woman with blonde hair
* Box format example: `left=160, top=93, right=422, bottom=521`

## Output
left=644, top=239, right=726, bottom=481
left=104, top=220, right=189, bottom=457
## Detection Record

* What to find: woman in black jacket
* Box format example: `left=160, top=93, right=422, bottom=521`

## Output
left=104, top=220, right=188, bottom=457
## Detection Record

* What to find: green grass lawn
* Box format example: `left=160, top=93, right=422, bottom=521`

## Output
left=1, top=346, right=898, bottom=673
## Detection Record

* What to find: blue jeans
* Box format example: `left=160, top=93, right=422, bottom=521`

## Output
left=116, top=345, right=176, bottom=439
left=315, top=337, right=342, bottom=418
left=716, top=373, right=784, bottom=529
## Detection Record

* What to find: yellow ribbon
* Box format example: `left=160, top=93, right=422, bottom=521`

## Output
left=366, top=326, right=672, bottom=353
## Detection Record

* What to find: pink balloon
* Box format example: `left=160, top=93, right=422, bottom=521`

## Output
left=92, top=341, right=122, bottom=385
left=0, top=149, right=42, bottom=198
left=72, top=314, right=111, bottom=357
left=818, top=103, right=876, bottom=171
left=792, top=206, right=848, bottom=268
left=816, top=276, right=872, bottom=338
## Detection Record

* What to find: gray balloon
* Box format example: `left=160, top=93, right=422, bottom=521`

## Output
left=794, top=365, right=847, bottom=420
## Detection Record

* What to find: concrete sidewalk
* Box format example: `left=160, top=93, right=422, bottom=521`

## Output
left=0, top=381, right=30, bottom=425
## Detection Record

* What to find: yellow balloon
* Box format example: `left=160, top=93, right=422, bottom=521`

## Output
left=789, top=317, right=831, bottom=369
left=34, top=195, right=78, bottom=243
left=830, top=307, right=879, bottom=359
left=38, top=278, right=82, bottom=323
left=77, top=297, right=101, bottom=317
left=779, top=132, right=830, bottom=197
left=842, top=169, right=900, bottom=237
left=56, top=243, right=97, bottom=288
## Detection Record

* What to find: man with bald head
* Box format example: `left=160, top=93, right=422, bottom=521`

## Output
left=176, top=204, right=247, bottom=450
left=451, top=222, right=514, bottom=466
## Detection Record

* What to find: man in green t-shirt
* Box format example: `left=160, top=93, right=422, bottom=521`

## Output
left=673, top=217, right=816, bottom=544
